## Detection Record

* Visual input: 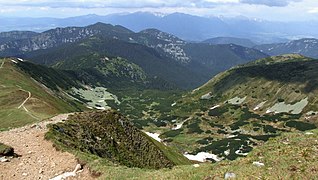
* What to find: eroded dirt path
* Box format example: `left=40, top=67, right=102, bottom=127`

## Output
left=18, top=90, right=31, bottom=109
left=0, top=114, right=94, bottom=180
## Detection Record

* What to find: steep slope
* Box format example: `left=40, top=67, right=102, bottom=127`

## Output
left=255, top=38, right=318, bottom=58
left=0, top=58, right=83, bottom=131
left=202, top=37, right=256, bottom=48
left=45, top=110, right=191, bottom=169
left=146, top=54, right=318, bottom=162
left=23, top=36, right=195, bottom=89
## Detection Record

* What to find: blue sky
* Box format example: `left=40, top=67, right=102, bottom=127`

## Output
left=0, top=0, right=317, bottom=21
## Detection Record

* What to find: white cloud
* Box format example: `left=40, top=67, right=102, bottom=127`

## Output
left=308, top=7, right=318, bottom=13
left=0, top=0, right=317, bottom=21
left=240, top=0, right=302, bottom=7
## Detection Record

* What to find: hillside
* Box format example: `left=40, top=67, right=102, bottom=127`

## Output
left=45, top=110, right=191, bottom=169
left=0, top=58, right=83, bottom=131
left=49, top=129, right=318, bottom=179
left=255, top=38, right=318, bottom=58
left=1, top=55, right=318, bottom=179
left=202, top=37, right=256, bottom=48
left=139, top=54, right=318, bottom=162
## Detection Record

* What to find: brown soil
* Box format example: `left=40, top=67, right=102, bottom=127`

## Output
left=0, top=113, right=95, bottom=180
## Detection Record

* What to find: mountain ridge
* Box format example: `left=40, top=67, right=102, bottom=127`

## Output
left=0, top=22, right=268, bottom=89
left=255, top=38, right=318, bottom=59
left=1, top=12, right=317, bottom=43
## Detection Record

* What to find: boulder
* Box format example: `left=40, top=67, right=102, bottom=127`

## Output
left=0, top=143, right=14, bottom=156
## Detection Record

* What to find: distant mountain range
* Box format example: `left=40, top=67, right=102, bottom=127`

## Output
left=1, top=12, right=318, bottom=43
left=0, top=22, right=268, bottom=89
left=255, top=38, right=318, bottom=58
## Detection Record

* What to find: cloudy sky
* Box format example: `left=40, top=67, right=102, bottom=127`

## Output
left=0, top=0, right=317, bottom=21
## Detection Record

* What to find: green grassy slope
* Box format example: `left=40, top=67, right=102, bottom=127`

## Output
left=45, top=110, right=190, bottom=170
left=141, top=54, right=318, bottom=162
left=0, top=58, right=82, bottom=130
left=54, top=129, right=318, bottom=179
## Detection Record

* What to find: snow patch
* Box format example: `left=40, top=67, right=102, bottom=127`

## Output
left=86, top=106, right=93, bottom=109
left=253, top=161, right=265, bottom=167
left=172, top=122, right=183, bottom=130
left=184, top=152, right=222, bottom=162
left=253, top=101, right=267, bottom=111
left=201, top=92, right=212, bottom=100
left=49, top=164, right=82, bottom=180
left=305, top=132, right=314, bottom=135
left=144, top=131, right=162, bottom=142
left=266, top=98, right=308, bottom=114
left=224, top=149, right=230, bottom=156
left=95, top=106, right=106, bottom=110
left=11, top=60, right=17, bottom=64
left=235, top=149, right=248, bottom=156
left=210, top=105, right=220, bottom=110
left=227, top=96, right=246, bottom=105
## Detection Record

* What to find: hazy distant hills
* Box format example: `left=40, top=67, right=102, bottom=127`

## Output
left=202, top=37, right=256, bottom=48
left=0, top=22, right=268, bottom=89
left=1, top=12, right=317, bottom=43
left=255, top=38, right=318, bottom=58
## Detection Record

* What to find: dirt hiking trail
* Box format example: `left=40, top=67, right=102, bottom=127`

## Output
left=0, top=113, right=95, bottom=180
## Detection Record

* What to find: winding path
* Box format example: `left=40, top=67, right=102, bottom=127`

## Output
left=0, top=114, right=94, bottom=180
left=18, top=90, right=31, bottom=109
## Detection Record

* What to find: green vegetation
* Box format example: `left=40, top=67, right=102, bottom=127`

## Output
left=50, top=129, right=318, bottom=179
left=46, top=110, right=190, bottom=169
left=0, top=58, right=83, bottom=130
left=0, top=142, right=14, bottom=156
left=71, top=86, right=119, bottom=110
left=149, top=55, right=318, bottom=162
left=285, top=121, right=316, bottom=131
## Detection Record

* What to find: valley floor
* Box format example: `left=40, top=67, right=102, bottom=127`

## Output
left=0, top=114, right=93, bottom=180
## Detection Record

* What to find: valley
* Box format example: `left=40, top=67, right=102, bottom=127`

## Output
left=0, top=19, right=318, bottom=179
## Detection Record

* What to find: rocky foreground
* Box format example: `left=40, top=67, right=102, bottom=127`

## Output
left=0, top=114, right=93, bottom=180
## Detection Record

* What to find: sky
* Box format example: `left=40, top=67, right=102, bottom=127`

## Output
left=0, top=0, right=317, bottom=21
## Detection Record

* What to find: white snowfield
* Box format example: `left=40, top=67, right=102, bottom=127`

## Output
left=266, top=98, right=308, bottom=114
left=144, top=131, right=162, bottom=142
left=184, top=152, right=222, bottom=162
